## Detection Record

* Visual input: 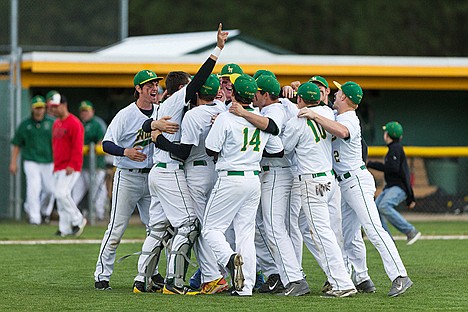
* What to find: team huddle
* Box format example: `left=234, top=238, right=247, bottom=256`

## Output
left=93, top=24, right=413, bottom=298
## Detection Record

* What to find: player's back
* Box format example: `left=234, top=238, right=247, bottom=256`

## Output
left=182, top=100, right=225, bottom=164
left=290, top=105, right=334, bottom=175
left=206, top=109, right=281, bottom=172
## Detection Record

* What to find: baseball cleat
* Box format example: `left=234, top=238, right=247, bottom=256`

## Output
left=162, top=284, right=200, bottom=295
left=200, top=277, right=229, bottom=294
left=258, top=274, right=284, bottom=293
left=388, top=276, right=413, bottom=297
left=95, top=280, right=112, bottom=290
left=277, top=279, right=310, bottom=296
left=321, top=288, right=358, bottom=298
left=151, top=273, right=164, bottom=292
left=133, top=280, right=161, bottom=293
left=321, top=280, right=332, bottom=293
left=228, top=253, right=245, bottom=291
left=72, top=218, right=87, bottom=237
left=406, top=230, right=421, bottom=245
left=355, top=278, right=376, bottom=293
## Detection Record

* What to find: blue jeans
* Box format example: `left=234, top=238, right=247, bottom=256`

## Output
left=375, top=186, right=415, bottom=237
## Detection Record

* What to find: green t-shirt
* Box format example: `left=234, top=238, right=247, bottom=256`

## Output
left=82, top=116, right=107, bottom=169
left=11, top=116, right=54, bottom=163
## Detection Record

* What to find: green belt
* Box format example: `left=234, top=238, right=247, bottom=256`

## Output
left=227, top=170, right=260, bottom=176
left=193, top=160, right=207, bottom=166
left=156, top=162, right=184, bottom=170
left=337, top=165, right=366, bottom=182
left=299, top=170, right=335, bottom=181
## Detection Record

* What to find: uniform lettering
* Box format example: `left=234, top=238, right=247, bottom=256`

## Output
left=306, top=119, right=326, bottom=143
left=133, top=128, right=152, bottom=148
left=241, top=128, right=261, bottom=152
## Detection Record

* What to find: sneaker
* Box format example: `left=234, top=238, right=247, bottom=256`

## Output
left=95, top=280, right=112, bottom=290
left=406, top=230, right=421, bottom=245
left=321, top=280, right=332, bottom=293
left=355, top=279, right=376, bottom=293
left=151, top=273, right=165, bottom=292
left=277, top=279, right=310, bottom=296
left=162, top=284, right=199, bottom=295
left=200, top=277, right=229, bottom=294
left=227, top=253, right=244, bottom=291
left=189, top=268, right=202, bottom=290
left=321, top=288, right=357, bottom=298
left=258, top=274, right=285, bottom=293
left=254, top=271, right=265, bottom=289
left=133, top=281, right=152, bottom=293
left=388, top=276, right=413, bottom=297
left=72, top=218, right=87, bottom=237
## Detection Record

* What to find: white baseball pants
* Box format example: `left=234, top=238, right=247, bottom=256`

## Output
left=53, top=169, right=83, bottom=235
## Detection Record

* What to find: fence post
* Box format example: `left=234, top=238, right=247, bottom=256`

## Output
left=88, top=142, right=96, bottom=225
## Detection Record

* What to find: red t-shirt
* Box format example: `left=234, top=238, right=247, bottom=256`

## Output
left=52, top=113, right=84, bottom=172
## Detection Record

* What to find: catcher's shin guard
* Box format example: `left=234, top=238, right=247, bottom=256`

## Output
left=138, top=224, right=173, bottom=291
left=167, top=219, right=200, bottom=288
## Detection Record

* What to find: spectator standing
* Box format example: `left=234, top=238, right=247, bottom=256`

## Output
left=49, top=93, right=87, bottom=237
left=9, top=95, right=55, bottom=225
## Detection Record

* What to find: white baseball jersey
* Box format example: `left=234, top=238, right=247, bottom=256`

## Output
left=152, top=86, right=188, bottom=165
left=103, top=102, right=157, bottom=169
left=181, top=100, right=226, bottom=164
left=205, top=109, right=284, bottom=172
left=282, top=105, right=335, bottom=175
left=332, top=110, right=365, bottom=175
left=259, top=102, right=295, bottom=168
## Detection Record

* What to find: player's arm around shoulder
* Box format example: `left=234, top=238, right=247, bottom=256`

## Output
left=298, top=108, right=350, bottom=139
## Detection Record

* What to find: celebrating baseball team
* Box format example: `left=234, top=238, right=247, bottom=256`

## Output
left=93, top=23, right=414, bottom=298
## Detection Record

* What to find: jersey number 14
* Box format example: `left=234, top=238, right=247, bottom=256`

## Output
left=241, top=128, right=261, bottom=152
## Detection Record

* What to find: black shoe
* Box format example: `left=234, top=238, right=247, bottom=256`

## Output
left=54, top=230, right=65, bottom=237
left=95, top=280, right=112, bottom=290
left=258, top=274, right=284, bottom=293
left=356, top=279, right=376, bottom=293
left=151, top=273, right=165, bottom=292
left=42, top=216, right=51, bottom=224
left=71, top=218, right=87, bottom=237
left=321, top=280, right=332, bottom=293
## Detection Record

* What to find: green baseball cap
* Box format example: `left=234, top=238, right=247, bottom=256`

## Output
left=309, top=76, right=329, bottom=89
left=333, top=81, right=363, bottom=105
left=297, top=82, right=320, bottom=102
left=253, top=69, right=276, bottom=80
left=46, top=90, right=59, bottom=101
left=31, top=95, right=46, bottom=108
left=79, top=100, right=94, bottom=111
left=256, top=75, right=281, bottom=97
left=133, top=69, right=163, bottom=86
left=230, top=73, right=258, bottom=100
left=199, top=74, right=220, bottom=95
left=383, top=121, right=403, bottom=139
left=220, top=63, right=244, bottom=78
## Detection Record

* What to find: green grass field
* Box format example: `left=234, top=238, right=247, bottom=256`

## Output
left=1, top=220, right=467, bottom=311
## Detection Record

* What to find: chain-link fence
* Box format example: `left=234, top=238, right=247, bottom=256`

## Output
left=369, top=156, right=468, bottom=215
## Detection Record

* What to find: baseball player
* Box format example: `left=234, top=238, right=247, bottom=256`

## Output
left=282, top=82, right=357, bottom=297
left=219, top=63, right=244, bottom=104
left=72, top=100, right=108, bottom=220
left=367, top=121, right=421, bottom=244
left=230, top=74, right=308, bottom=296
left=48, top=93, right=86, bottom=237
left=298, top=80, right=413, bottom=297
left=150, top=74, right=229, bottom=294
left=203, top=73, right=284, bottom=297
left=132, top=24, right=229, bottom=295
left=9, top=95, right=55, bottom=225
left=94, top=69, right=179, bottom=290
